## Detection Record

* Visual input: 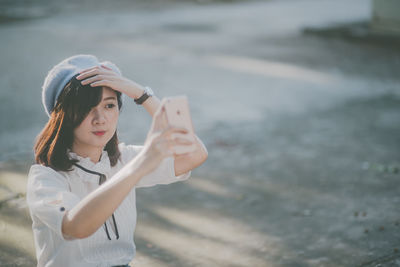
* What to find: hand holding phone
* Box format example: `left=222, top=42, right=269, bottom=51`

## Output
left=161, top=95, right=197, bottom=154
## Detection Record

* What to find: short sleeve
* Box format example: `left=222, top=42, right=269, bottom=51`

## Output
left=118, top=142, right=191, bottom=188
left=118, top=142, right=143, bottom=164
left=26, top=164, right=80, bottom=240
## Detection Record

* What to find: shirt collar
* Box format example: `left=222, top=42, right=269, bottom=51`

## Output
left=67, top=149, right=111, bottom=174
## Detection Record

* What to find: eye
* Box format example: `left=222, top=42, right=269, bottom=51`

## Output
left=106, top=103, right=116, bottom=109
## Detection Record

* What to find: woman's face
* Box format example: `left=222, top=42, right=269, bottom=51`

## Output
left=72, top=87, right=119, bottom=152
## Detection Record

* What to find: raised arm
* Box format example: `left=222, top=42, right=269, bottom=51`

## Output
left=62, top=109, right=191, bottom=239
left=77, top=65, right=208, bottom=177
left=141, top=94, right=208, bottom=176
left=63, top=67, right=207, bottom=239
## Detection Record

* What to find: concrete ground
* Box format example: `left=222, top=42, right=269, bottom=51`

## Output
left=1, top=0, right=400, bottom=266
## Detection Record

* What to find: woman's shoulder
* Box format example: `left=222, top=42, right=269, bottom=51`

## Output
left=29, top=164, right=59, bottom=176
left=28, top=164, right=69, bottom=188
left=26, top=164, right=76, bottom=206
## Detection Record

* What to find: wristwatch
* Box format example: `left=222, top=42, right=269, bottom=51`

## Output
left=134, top=86, right=154, bottom=105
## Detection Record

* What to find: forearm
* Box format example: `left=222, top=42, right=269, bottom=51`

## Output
left=142, top=95, right=161, bottom=117
left=126, top=82, right=207, bottom=175
left=174, top=135, right=208, bottom=176
left=124, top=81, right=161, bottom=117
left=62, top=153, right=148, bottom=239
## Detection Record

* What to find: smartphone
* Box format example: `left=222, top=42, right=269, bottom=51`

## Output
left=162, top=95, right=197, bottom=154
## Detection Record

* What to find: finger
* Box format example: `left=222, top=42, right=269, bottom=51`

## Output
left=170, top=132, right=195, bottom=143
left=101, top=64, right=113, bottom=71
left=76, top=69, right=99, bottom=80
left=77, top=67, right=112, bottom=80
left=78, top=64, right=110, bottom=74
left=162, top=126, right=189, bottom=138
left=151, top=106, right=167, bottom=132
left=80, top=75, right=100, bottom=85
left=172, top=137, right=194, bottom=145
left=155, top=138, right=177, bottom=156
left=153, top=105, right=165, bottom=120
left=77, top=66, right=100, bottom=76
left=90, top=80, right=112, bottom=87
left=171, top=144, right=198, bottom=155
left=153, top=133, right=195, bottom=157
left=160, top=137, right=194, bottom=155
left=80, top=74, right=114, bottom=85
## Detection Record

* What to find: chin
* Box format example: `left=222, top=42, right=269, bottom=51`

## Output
left=91, top=139, right=110, bottom=148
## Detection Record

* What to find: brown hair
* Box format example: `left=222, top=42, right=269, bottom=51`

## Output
left=34, top=74, right=123, bottom=171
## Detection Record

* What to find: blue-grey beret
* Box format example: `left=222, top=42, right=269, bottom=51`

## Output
left=42, top=54, right=121, bottom=117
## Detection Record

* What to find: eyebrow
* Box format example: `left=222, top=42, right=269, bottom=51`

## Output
left=102, top=96, right=117, bottom=101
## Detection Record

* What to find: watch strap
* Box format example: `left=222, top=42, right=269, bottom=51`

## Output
left=134, top=87, right=153, bottom=105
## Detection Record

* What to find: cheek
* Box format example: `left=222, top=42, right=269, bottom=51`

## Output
left=73, top=128, right=81, bottom=141
left=73, top=126, right=86, bottom=140
left=110, top=112, right=119, bottom=127
left=74, top=119, right=92, bottom=138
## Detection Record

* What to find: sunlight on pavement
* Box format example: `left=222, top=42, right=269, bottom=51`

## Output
left=185, top=178, right=232, bottom=198
left=131, top=251, right=168, bottom=267
left=0, top=218, right=35, bottom=258
left=0, top=171, right=28, bottom=195
left=135, top=206, right=282, bottom=266
left=207, top=54, right=337, bottom=85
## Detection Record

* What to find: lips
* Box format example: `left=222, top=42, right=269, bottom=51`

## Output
left=93, top=131, right=106, bottom=136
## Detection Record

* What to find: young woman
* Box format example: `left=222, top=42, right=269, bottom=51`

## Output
left=26, top=55, right=208, bottom=267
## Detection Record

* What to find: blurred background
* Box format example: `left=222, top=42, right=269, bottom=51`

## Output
left=0, top=0, right=399, bottom=266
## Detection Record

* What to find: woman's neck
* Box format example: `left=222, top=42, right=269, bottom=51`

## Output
left=71, top=144, right=103, bottom=163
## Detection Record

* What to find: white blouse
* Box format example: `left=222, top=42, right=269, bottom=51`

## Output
left=26, top=143, right=191, bottom=267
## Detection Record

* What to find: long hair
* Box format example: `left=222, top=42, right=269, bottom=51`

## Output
left=34, top=74, right=123, bottom=171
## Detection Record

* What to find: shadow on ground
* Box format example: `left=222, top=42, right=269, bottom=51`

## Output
left=132, top=93, right=400, bottom=266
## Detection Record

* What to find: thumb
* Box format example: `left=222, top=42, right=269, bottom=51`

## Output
left=151, top=105, right=168, bottom=132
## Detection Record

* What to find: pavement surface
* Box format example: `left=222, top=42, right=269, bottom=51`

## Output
left=1, top=0, right=400, bottom=266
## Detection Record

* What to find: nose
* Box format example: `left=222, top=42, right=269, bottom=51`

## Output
left=92, top=108, right=106, bottom=125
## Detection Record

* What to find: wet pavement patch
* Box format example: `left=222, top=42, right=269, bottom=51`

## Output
left=303, top=21, right=400, bottom=48
left=161, top=23, right=218, bottom=33
left=358, top=252, right=400, bottom=267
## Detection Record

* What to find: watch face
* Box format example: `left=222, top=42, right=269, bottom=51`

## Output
left=145, top=86, right=154, bottom=96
